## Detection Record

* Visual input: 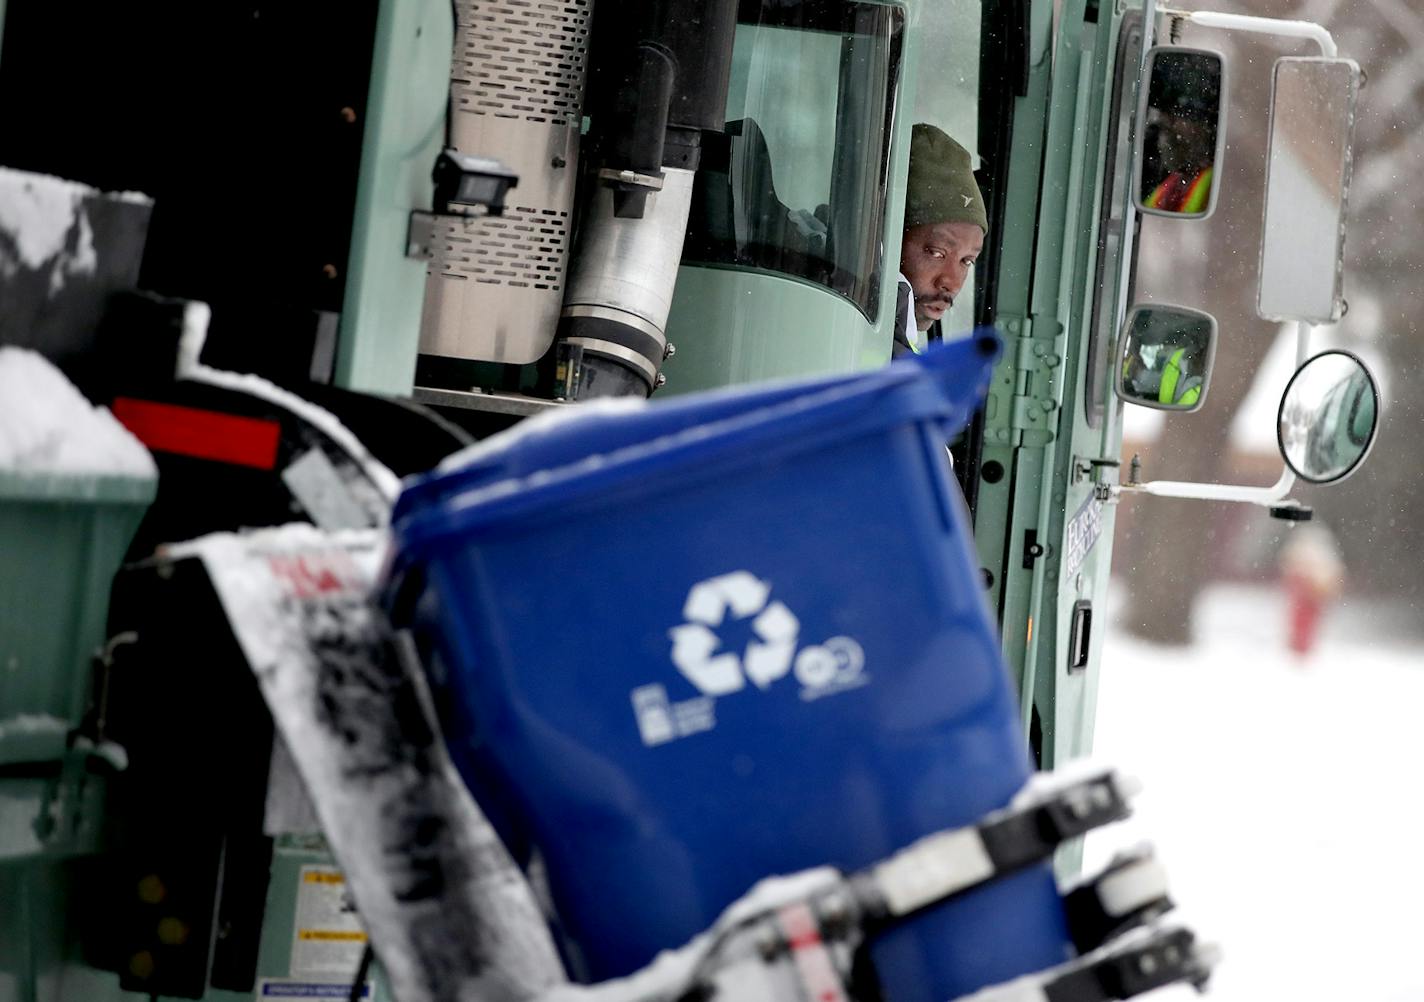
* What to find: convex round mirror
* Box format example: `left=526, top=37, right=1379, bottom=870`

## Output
left=1135, top=47, right=1227, bottom=219
left=1116, top=304, right=1217, bottom=411
left=1277, top=350, right=1379, bottom=484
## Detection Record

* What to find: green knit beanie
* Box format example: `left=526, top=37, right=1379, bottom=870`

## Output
left=904, top=124, right=988, bottom=234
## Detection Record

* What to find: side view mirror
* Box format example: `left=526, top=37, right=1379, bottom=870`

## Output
left=1134, top=47, right=1227, bottom=219
left=1257, top=57, right=1362, bottom=324
left=1116, top=304, right=1217, bottom=412
left=1277, top=349, right=1379, bottom=484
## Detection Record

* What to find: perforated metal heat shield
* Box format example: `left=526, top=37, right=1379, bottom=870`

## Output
left=418, top=0, right=593, bottom=365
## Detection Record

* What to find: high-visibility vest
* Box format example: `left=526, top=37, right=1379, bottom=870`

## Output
left=1159, top=347, right=1201, bottom=406
left=1146, top=167, right=1214, bottom=213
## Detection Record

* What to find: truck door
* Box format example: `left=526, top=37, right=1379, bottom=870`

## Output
left=974, top=1, right=1143, bottom=771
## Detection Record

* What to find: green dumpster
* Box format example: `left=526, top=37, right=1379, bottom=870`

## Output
left=0, top=470, right=156, bottom=762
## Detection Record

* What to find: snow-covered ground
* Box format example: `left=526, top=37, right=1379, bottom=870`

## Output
left=1085, top=583, right=1424, bottom=1002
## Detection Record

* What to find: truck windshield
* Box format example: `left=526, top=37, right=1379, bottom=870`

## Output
left=682, top=0, right=905, bottom=321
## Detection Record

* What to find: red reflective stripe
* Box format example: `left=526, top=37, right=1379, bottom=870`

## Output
left=777, top=904, right=848, bottom=1002
left=113, top=397, right=281, bottom=470
left=778, top=903, right=823, bottom=949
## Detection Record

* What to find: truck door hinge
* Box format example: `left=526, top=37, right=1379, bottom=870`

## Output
left=987, top=315, right=1063, bottom=448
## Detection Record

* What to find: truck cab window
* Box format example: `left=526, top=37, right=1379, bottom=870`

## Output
left=683, top=0, right=904, bottom=321
left=912, top=0, right=981, bottom=338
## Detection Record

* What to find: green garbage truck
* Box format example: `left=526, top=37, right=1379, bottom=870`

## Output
left=0, top=0, right=1378, bottom=999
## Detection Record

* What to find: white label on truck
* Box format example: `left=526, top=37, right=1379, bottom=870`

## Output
left=256, top=979, right=373, bottom=1000
left=1064, top=496, right=1105, bottom=581
left=290, top=866, right=368, bottom=980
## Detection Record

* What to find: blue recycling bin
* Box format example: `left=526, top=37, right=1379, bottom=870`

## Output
left=385, top=332, right=1072, bottom=1000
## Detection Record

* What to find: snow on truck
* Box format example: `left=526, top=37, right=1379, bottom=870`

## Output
left=0, top=1, right=1380, bottom=1002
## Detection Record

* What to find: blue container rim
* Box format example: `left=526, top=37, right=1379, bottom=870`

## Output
left=389, top=334, right=1001, bottom=576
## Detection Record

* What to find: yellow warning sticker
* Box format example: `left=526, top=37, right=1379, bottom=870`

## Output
left=297, top=930, right=367, bottom=943
left=291, top=866, right=367, bottom=980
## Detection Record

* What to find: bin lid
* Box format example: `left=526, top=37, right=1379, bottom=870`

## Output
left=391, top=332, right=1000, bottom=566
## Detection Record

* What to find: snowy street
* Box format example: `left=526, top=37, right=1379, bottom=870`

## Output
left=1085, top=583, right=1424, bottom=1002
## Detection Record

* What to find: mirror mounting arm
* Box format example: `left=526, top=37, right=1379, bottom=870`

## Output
left=1113, top=465, right=1296, bottom=507
left=1157, top=9, right=1337, bottom=57
left=1116, top=318, right=1311, bottom=508
left=1118, top=341, right=1380, bottom=506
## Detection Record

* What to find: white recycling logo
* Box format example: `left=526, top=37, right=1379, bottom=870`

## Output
left=668, top=571, right=800, bottom=695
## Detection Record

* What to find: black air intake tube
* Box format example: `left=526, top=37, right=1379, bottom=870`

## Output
left=554, top=0, right=739, bottom=399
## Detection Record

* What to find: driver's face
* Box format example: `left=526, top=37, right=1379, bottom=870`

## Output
left=1153, top=113, right=1215, bottom=173
left=900, top=222, right=985, bottom=331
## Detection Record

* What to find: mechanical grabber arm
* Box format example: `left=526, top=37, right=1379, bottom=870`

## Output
left=536, top=769, right=1215, bottom=1002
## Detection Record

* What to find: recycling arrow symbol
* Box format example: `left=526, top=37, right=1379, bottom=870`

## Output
left=668, top=571, right=800, bottom=695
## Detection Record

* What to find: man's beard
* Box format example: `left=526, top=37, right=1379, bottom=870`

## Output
left=914, top=292, right=953, bottom=329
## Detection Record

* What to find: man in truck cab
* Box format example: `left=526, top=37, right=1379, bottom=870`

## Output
left=1139, top=53, right=1222, bottom=214
left=894, top=124, right=989, bottom=357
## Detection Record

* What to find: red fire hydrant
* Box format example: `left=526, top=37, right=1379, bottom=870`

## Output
left=1278, top=525, right=1345, bottom=657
